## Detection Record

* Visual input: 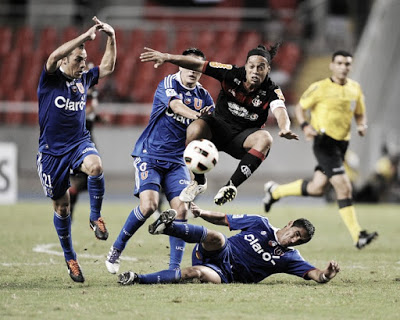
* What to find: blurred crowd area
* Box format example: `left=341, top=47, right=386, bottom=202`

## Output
left=0, top=0, right=373, bottom=126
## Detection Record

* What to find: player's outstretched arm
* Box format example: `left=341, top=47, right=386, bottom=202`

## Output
left=273, top=107, right=299, bottom=140
left=46, top=18, right=102, bottom=73
left=190, top=203, right=228, bottom=226
left=307, top=260, right=340, bottom=284
left=140, top=47, right=205, bottom=72
left=94, top=16, right=117, bottom=78
left=170, top=99, right=201, bottom=120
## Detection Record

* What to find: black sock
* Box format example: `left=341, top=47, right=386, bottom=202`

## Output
left=194, top=173, right=206, bottom=185
left=230, top=150, right=264, bottom=187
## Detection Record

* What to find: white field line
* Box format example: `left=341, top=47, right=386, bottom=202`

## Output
left=1, top=243, right=137, bottom=267
left=33, top=243, right=138, bottom=261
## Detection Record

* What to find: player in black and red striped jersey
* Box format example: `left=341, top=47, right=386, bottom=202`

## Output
left=140, top=44, right=298, bottom=205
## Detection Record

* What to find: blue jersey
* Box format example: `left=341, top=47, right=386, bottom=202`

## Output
left=226, top=214, right=315, bottom=283
left=37, top=66, right=99, bottom=156
left=132, top=72, right=214, bottom=164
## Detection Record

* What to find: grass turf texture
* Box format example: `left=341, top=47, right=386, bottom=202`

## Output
left=0, top=201, right=399, bottom=320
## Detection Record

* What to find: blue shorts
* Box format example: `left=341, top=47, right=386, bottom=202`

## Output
left=36, top=141, right=100, bottom=200
left=191, top=237, right=235, bottom=284
left=133, top=156, right=190, bottom=201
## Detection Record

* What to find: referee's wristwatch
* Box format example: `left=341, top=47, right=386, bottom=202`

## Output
left=300, top=121, right=309, bottom=130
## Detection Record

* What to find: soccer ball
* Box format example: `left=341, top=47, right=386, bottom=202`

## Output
left=184, top=139, right=219, bottom=174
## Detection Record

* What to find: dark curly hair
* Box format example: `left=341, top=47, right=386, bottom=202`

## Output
left=246, top=42, right=281, bottom=63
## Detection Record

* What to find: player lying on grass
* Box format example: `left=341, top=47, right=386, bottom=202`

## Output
left=118, top=203, right=340, bottom=285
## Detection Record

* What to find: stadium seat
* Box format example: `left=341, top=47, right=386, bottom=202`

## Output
left=61, top=26, right=79, bottom=44
left=126, top=29, right=146, bottom=57
left=148, top=29, right=169, bottom=52
left=0, top=26, right=12, bottom=57
left=268, top=0, right=298, bottom=9
left=14, top=26, right=34, bottom=57
left=37, top=27, right=58, bottom=57
left=0, top=53, right=20, bottom=100
left=114, top=28, right=126, bottom=56
left=173, top=27, right=196, bottom=54
left=273, top=42, right=301, bottom=74
left=197, top=29, right=216, bottom=58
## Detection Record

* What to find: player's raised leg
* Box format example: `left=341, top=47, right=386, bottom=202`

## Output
left=215, top=129, right=271, bottom=205
left=80, top=153, right=108, bottom=240
left=180, top=119, right=212, bottom=202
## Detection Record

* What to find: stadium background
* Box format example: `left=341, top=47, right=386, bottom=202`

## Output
left=0, top=0, right=399, bottom=202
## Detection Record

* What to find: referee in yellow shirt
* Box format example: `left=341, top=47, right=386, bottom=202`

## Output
left=263, top=50, right=378, bottom=249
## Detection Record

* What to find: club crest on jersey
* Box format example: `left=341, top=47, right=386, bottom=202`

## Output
left=76, top=83, right=85, bottom=94
left=141, top=171, right=148, bottom=180
left=252, top=96, right=262, bottom=107
left=274, top=247, right=284, bottom=256
left=268, top=240, right=278, bottom=247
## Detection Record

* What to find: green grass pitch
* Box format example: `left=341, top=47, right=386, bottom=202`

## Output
left=0, top=201, right=399, bottom=320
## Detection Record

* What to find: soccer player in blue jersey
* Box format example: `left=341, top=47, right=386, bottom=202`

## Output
left=118, top=203, right=340, bottom=285
left=105, top=48, right=214, bottom=274
left=36, top=17, right=116, bottom=283
left=140, top=44, right=299, bottom=206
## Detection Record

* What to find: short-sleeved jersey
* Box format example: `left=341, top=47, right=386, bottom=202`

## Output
left=226, top=214, right=315, bottom=283
left=202, top=61, right=286, bottom=130
left=37, top=66, right=99, bottom=155
left=299, top=77, right=366, bottom=141
left=132, top=72, right=214, bottom=164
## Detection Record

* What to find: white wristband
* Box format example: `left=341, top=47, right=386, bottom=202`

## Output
left=321, top=273, right=330, bottom=283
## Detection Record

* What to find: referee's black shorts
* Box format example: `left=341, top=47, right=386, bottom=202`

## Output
left=312, top=134, right=349, bottom=178
left=200, top=114, right=262, bottom=159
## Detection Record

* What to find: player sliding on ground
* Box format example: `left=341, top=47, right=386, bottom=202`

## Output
left=118, top=203, right=340, bottom=285
left=140, top=44, right=298, bottom=206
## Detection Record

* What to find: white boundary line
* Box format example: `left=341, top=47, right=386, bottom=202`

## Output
left=1, top=243, right=138, bottom=267
left=32, top=243, right=138, bottom=261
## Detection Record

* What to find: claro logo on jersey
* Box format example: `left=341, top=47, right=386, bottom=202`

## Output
left=244, top=234, right=280, bottom=265
left=54, top=96, right=86, bottom=111
left=166, top=108, right=192, bottom=125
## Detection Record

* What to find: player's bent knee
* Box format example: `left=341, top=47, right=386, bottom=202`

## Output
left=140, top=202, right=158, bottom=217
left=55, top=204, right=69, bottom=217
left=260, top=131, right=273, bottom=147
left=87, top=163, right=103, bottom=176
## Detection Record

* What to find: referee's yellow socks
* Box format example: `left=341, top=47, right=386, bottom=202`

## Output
left=338, top=200, right=362, bottom=243
left=272, top=179, right=303, bottom=200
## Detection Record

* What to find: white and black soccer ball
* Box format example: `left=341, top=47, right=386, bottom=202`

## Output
left=184, top=139, right=219, bottom=174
